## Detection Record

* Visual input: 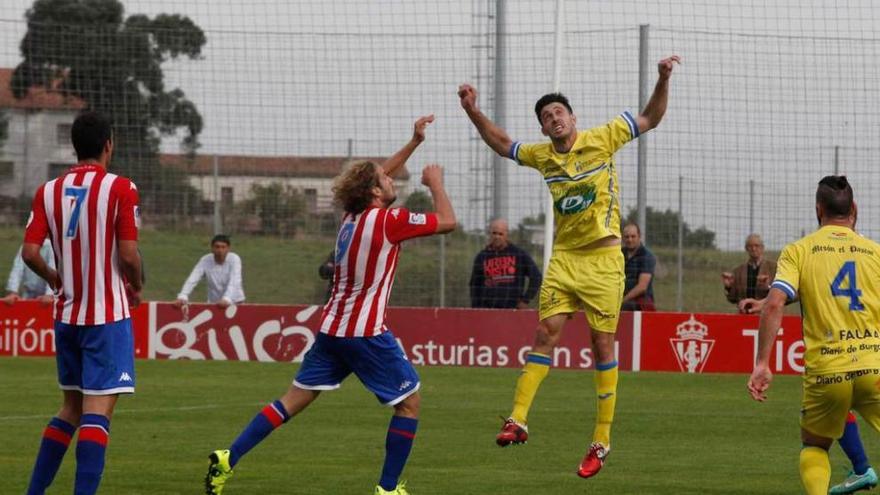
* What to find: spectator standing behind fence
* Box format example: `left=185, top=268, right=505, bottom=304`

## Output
left=620, top=223, right=656, bottom=311
left=173, top=234, right=245, bottom=309
left=469, top=219, right=542, bottom=309
left=2, top=238, right=55, bottom=305
left=722, top=233, right=776, bottom=305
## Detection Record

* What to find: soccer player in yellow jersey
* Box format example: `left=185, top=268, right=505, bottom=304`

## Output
left=458, top=55, right=680, bottom=479
left=748, top=176, right=880, bottom=495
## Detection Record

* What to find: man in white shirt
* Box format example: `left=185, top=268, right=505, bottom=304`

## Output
left=173, top=234, right=245, bottom=308
left=2, top=238, right=55, bottom=305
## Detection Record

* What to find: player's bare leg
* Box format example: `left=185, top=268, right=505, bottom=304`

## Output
left=376, top=392, right=420, bottom=494
left=498, top=313, right=568, bottom=447
left=578, top=329, right=616, bottom=479
left=800, top=429, right=833, bottom=495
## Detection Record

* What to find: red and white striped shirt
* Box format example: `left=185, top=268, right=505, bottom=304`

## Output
left=24, top=163, right=140, bottom=325
left=321, top=206, right=438, bottom=337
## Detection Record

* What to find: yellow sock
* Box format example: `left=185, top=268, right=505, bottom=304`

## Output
left=510, top=352, right=551, bottom=424
left=592, top=361, right=618, bottom=447
left=799, top=446, right=830, bottom=495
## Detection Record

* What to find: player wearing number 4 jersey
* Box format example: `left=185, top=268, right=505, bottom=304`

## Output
left=22, top=112, right=143, bottom=495
left=747, top=176, right=880, bottom=495
left=204, top=116, right=456, bottom=495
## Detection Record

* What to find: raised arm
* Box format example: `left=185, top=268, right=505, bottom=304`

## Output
left=458, top=84, right=514, bottom=158
left=383, top=115, right=435, bottom=178
left=421, top=164, right=456, bottom=234
left=635, top=55, right=681, bottom=134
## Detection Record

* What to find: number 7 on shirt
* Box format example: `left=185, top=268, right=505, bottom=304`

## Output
left=64, top=186, right=88, bottom=239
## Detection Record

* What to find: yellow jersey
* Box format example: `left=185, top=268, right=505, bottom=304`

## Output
left=772, top=225, right=880, bottom=374
left=511, top=112, right=639, bottom=251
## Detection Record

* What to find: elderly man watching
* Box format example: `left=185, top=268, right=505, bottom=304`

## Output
left=722, top=233, right=777, bottom=305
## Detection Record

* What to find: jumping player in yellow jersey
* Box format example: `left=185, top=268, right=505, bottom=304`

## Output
left=458, top=55, right=680, bottom=479
left=747, top=176, right=880, bottom=495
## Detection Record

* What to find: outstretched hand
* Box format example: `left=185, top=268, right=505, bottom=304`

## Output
left=458, top=84, right=478, bottom=113
left=412, top=114, right=435, bottom=144
left=658, top=55, right=681, bottom=80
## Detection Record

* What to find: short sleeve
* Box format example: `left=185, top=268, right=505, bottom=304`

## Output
left=509, top=141, right=541, bottom=170
left=24, top=185, right=50, bottom=245
left=771, top=244, right=800, bottom=301
left=115, top=179, right=140, bottom=241
left=641, top=252, right=657, bottom=275
left=593, top=111, right=640, bottom=156
left=385, top=207, right=438, bottom=244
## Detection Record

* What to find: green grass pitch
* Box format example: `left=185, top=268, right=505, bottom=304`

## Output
left=1, top=358, right=873, bottom=494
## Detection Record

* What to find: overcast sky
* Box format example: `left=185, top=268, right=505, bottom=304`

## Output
left=2, top=0, right=880, bottom=250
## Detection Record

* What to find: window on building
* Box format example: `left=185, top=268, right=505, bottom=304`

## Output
left=56, top=123, right=72, bottom=145
left=0, top=161, right=13, bottom=180
left=304, top=188, right=317, bottom=212
left=49, top=163, right=71, bottom=179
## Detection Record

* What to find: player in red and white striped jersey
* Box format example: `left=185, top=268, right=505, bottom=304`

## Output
left=206, top=115, right=456, bottom=495
left=22, top=112, right=143, bottom=495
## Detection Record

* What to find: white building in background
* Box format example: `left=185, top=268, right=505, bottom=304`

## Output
left=160, top=153, right=410, bottom=214
left=0, top=68, right=84, bottom=200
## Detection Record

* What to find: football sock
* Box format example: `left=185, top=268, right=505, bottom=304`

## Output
left=592, top=360, right=618, bottom=447
left=510, top=352, right=551, bottom=424
left=800, top=446, right=831, bottom=495
left=27, top=417, right=77, bottom=494
left=839, top=411, right=870, bottom=475
left=378, top=415, right=418, bottom=491
left=74, top=414, right=110, bottom=495
left=229, top=400, right=290, bottom=467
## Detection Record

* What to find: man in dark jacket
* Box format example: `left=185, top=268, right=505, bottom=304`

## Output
left=470, top=219, right=541, bottom=309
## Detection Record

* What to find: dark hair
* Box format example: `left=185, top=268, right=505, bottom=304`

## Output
left=816, top=175, right=854, bottom=218
left=333, top=160, right=380, bottom=214
left=211, top=234, right=231, bottom=246
left=623, top=222, right=641, bottom=235
left=534, top=93, right=573, bottom=123
left=71, top=111, right=112, bottom=161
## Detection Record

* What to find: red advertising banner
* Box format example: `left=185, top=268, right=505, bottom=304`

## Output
left=0, top=302, right=806, bottom=375
left=147, top=303, right=636, bottom=370
left=638, top=312, right=805, bottom=375
left=0, top=300, right=150, bottom=358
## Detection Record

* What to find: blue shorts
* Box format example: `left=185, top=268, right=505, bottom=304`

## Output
left=294, top=331, right=420, bottom=406
left=55, top=318, right=136, bottom=395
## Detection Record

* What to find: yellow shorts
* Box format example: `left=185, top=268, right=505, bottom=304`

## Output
left=538, top=245, right=625, bottom=332
left=801, top=369, right=880, bottom=439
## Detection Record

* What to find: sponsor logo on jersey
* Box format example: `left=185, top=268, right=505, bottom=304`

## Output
left=408, top=213, right=427, bottom=225
left=554, top=184, right=597, bottom=216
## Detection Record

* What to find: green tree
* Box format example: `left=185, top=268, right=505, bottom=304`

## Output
left=624, top=207, right=716, bottom=249
left=403, top=190, right=432, bottom=212
left=242, top=183, right=306, bottom=236
left=12, top=0, right=206, bottom=214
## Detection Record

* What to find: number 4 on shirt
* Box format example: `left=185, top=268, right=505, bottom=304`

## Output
left=64, top=186, right=88, bottom=239
left=830, top=261, right=865, bottom=311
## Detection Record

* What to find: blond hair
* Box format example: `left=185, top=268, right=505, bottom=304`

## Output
left=333, top=160, right=380, bottom=214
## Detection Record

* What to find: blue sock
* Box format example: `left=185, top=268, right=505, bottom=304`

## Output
left=27, top=417, right=77, bottom=495
left=839, top=412, right=871, bottom=475
left=229, top=400, right=289, bottom=467
left=379, top=416, right=418, bottom=491
left=74, top=414, right=110, bottom=495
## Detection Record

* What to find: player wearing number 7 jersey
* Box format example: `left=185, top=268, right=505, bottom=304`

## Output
left=747, top=176, right=880, bottom=495
left=22, top=111, right=143, bottom=495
